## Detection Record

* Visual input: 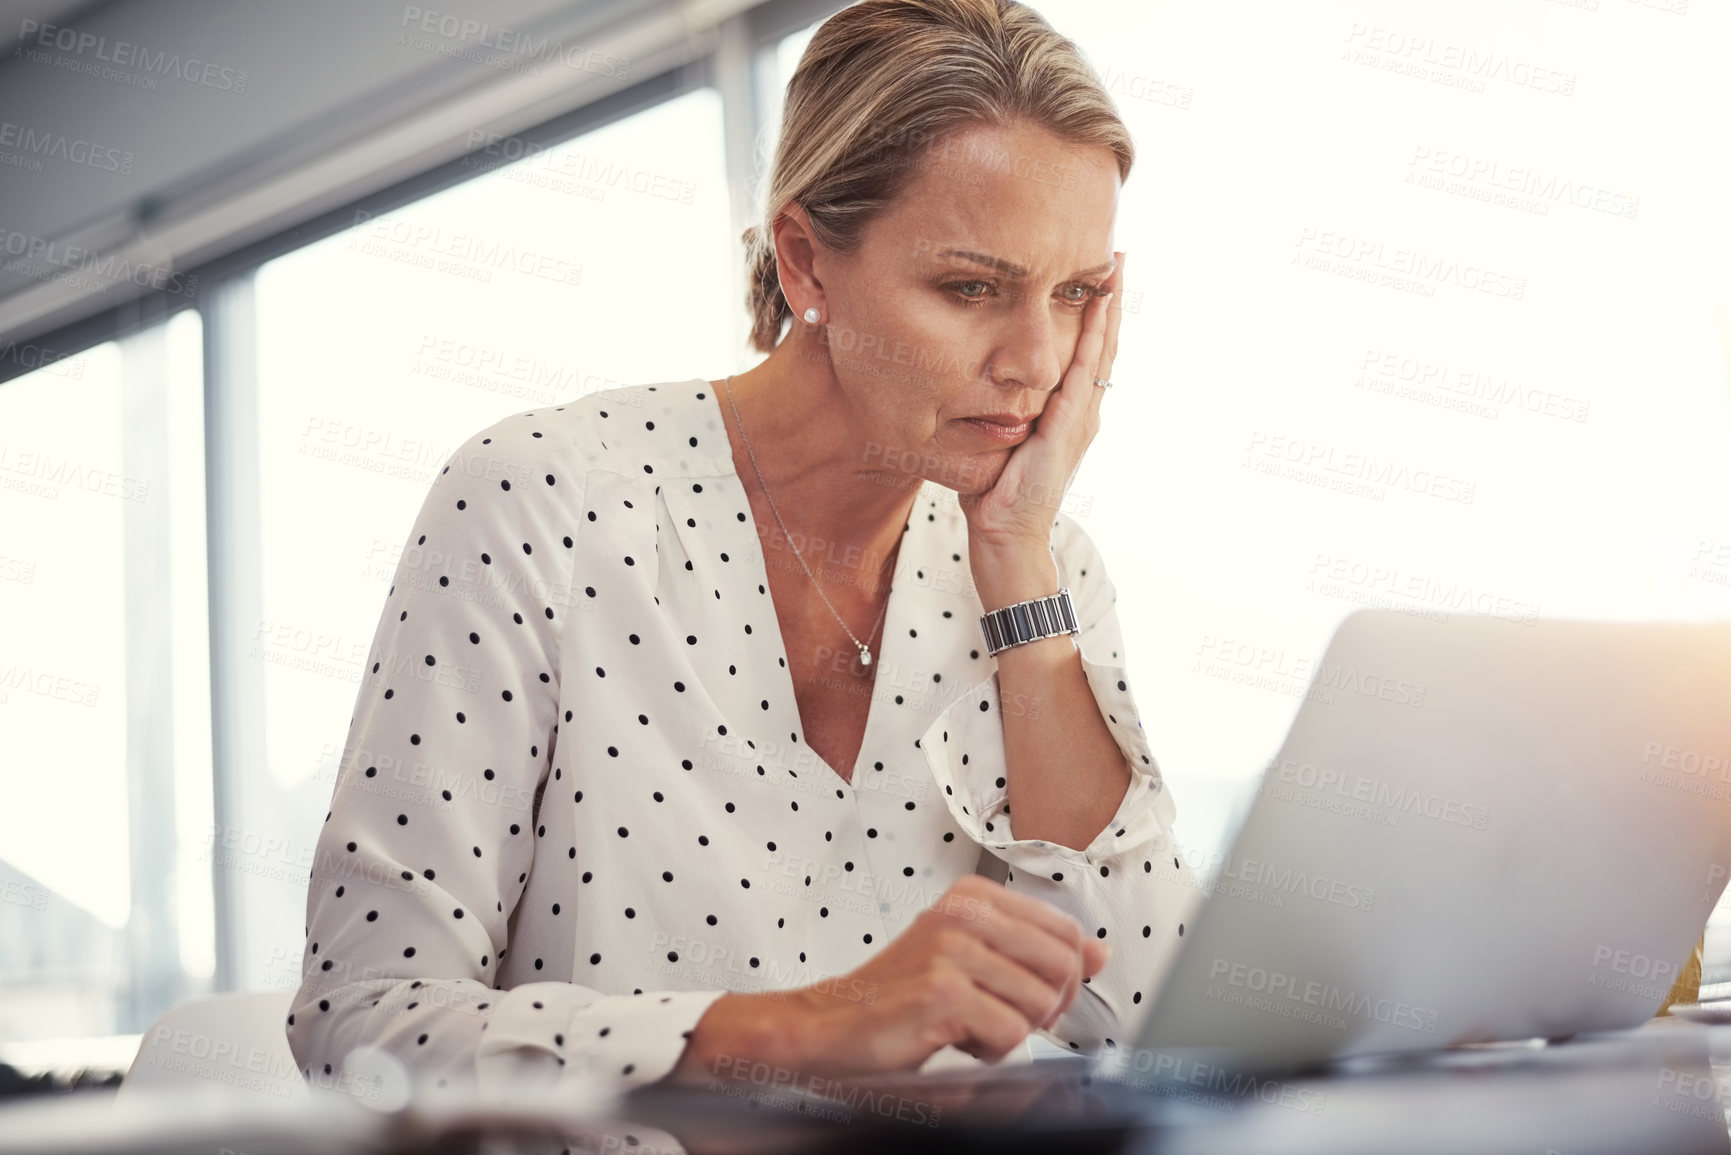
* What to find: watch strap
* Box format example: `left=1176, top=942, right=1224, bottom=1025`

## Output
left=980, top=587, right=1078, bottom=656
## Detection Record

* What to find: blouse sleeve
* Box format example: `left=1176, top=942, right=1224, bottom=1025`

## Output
left=917, top=512, right=1203, bottom=1056
left=285, top=411, right=727, bottom=1101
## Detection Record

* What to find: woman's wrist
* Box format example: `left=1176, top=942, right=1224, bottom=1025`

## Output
left=665, top=986, right=831, bottom=1085
left=970, top=541, right=1059, bottom=613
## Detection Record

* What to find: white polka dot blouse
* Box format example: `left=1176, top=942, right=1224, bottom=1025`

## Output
left=286, top=377, right=1200, bottom=1099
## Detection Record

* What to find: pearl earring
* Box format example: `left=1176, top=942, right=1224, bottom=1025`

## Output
left=802, top=307, right=820, bottom=324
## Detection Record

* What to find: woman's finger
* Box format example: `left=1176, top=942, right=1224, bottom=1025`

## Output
left=1043, top=939, right=1111, bottom=1029
left=951, top=979, right=1040, bottom=1062
left=943, top=928, right=1073, bottom=1030
left=1047, top=259, right=1115, bottom=449
left=935, top=880, right=1090, bottom=1026
left=1086, top=252, right=1124, bottom=428
left=946, top=875, right=1088, bottom=950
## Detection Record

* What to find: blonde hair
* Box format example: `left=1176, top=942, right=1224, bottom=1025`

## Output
left=742, top=0, right=1133, bottom=353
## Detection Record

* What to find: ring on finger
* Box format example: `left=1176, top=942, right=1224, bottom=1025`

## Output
left=1091, top=377, right=1114, bottom=389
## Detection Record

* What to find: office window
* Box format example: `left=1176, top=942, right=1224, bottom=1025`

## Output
left=0, top=343, right=128, bottom=1043
left=760, top=19, right=821, bottom=157
left=0, top=309, right=209, bottom=1049
left=227, top=87, right=739, bottom=992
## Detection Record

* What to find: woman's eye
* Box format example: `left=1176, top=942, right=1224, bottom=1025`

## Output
left=1058, top=283, right=1099, bottom=305
left=950, top=280, right=992, bottom=301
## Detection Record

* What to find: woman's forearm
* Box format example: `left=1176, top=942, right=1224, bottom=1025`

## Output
left=972, top=544, right=1133, bottom=852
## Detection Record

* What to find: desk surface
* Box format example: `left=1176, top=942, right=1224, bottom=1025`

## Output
left=5, top=1017, right=1731, bottom=1155
left=1131, top=1018, right=1731, bottom=1155
left=624, top=1017, right=1731, bottom=1155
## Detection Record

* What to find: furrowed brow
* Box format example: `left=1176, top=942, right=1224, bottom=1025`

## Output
left=936, top=249, right=1029, bottom=278
left=936, top=249, right=1115, bottom=279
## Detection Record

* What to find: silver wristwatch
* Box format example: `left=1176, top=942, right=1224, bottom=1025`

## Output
left=979, top=587, right=1078, bottom=656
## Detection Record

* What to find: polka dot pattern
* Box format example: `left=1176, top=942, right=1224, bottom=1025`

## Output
left=286, top=379, right=1194, bottom=1101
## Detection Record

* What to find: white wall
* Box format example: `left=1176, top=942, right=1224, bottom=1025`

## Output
left=1022, top=0, right=1731, bottom=861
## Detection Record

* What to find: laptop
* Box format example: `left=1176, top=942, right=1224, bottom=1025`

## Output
left=624, top=608, right=1731, bottom=1140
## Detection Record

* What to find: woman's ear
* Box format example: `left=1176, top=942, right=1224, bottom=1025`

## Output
left=772, top=203, right=825, bottom=322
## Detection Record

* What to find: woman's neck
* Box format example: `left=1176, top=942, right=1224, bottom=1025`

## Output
left=716, top=338, right=922, bottom=593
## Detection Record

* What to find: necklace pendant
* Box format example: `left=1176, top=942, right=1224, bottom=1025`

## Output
left=857, top=647, right=872, bottom=668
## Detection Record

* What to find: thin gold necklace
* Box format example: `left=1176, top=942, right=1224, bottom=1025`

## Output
left=721, top=374, right=891, bottom=670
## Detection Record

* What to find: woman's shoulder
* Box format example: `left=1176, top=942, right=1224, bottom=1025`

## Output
left=440, top=377, right=727, bottom=487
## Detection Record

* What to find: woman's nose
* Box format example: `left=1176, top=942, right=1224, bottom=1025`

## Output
left=989, top=303, right=1067, bottom=392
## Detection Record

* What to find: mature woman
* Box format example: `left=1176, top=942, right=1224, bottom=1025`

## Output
left=288, top=0, right=1198, bottom=1100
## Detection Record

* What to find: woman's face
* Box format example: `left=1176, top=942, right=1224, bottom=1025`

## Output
left=812, top=118, right=1121, bottom=497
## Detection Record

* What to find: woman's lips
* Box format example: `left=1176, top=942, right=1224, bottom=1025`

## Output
left=962, top=415, right=1033, bottom=443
